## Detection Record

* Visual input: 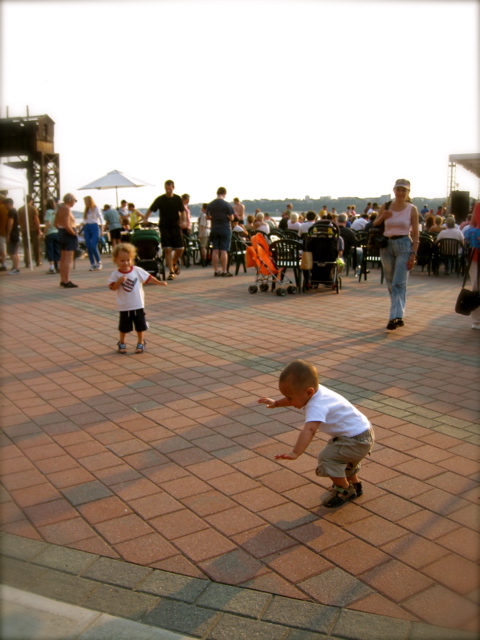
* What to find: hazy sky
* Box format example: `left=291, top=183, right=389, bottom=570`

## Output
left=1, top=0, right=478, bottom=207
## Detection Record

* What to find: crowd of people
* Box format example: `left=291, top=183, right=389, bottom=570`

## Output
left=1, top=181, right=478, bottom=332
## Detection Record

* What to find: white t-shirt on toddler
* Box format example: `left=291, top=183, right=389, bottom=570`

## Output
left=108, top=265, right=151, bottom=311
left=304, top=386, right=370, bottom=437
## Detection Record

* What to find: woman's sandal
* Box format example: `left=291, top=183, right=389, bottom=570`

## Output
left=135, top=342, right=146, bottom=354
left=117, top=342, right=127, bottom=354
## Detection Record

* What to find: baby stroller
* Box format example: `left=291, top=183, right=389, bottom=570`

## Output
left=303, top=221, right=342, bottom=294
left=246, top=232, right=297, bottom=296
left=130, top=229, right=165, bottom=281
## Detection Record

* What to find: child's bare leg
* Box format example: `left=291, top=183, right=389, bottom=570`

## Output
left=136, top=331, right=145, bottom=345
left=117, top=332, right=127, bottom=353
left=330, top=476, right=349, bottom=489
left=349, top=473, right=360, bottom=484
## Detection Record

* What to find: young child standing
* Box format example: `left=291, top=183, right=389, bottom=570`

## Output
left=258, top=359, right=374, bottom=508
left=108, top=243, right=167, bottom=354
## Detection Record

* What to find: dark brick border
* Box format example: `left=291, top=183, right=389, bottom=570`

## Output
left=1, top=533, right=476, bottom=640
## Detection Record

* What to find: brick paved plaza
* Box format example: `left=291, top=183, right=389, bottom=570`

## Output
left=1, top=258, right=479, bottom=639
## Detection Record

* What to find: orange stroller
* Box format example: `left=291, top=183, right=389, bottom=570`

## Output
left=246, top=233, right=297, bottom=296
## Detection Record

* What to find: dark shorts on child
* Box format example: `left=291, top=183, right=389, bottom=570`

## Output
left=316, top=427, right=374, bottom=478
left=118, top=308, right=148, bottom=334
left=57, top=228, right=79, bottom=252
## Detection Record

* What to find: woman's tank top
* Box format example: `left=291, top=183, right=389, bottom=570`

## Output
left=384, top=203, right=413, bottom=237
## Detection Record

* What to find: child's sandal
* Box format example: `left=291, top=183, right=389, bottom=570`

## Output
left=330, top=481, right=363, bottom=497
left=323, top=485, right=356, bottom=508
left=135, top=342, right=146, bottom=354
left=117, top=342, right=127, bottom=354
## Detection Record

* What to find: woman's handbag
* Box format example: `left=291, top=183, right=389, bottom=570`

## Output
left=300, top=251, right=313, bottom=270
left=455, top=249, right=480, bottom=316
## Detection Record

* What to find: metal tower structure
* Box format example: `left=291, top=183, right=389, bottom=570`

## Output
left=0, top=114, right=60, bottom=220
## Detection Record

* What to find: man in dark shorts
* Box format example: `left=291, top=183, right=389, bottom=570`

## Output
left=145, top=180, right=185, bottom=281
left=206, top=187, right=234, bottom=277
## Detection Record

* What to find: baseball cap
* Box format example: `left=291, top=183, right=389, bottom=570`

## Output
left=394, top=179, right=411, bottom=190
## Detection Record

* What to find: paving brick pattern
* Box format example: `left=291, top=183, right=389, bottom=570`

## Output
left=0, top=261, right=479, bottom=637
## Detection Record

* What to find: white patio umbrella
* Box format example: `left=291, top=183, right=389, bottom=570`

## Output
left=78, top=169, right=152, bottom=207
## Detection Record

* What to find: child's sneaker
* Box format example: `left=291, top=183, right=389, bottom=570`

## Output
left=323, top=484, right=356, bottom=508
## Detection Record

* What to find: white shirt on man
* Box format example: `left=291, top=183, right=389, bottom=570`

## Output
left=299, top=220, right=315, bottom=235
left=351, top=217, right=368, bottom=231
left=436, top=228, right=464, bottom=244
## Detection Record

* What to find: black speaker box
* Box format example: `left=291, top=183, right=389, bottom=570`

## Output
left=450, top=190, right=470, bottom=223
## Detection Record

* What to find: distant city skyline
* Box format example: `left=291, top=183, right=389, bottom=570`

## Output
left=1, top=0, right=478, bottom=207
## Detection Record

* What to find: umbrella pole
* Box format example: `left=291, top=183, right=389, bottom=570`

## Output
left=115, top=187, right=118, bottom=209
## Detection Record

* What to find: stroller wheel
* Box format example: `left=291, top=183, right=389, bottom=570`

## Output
left=259, top=283, right=269, bottom=292
left=287, top=285, right=297, bottom=294
left=248, top=285, right=258, bottom=294
left=276, top=288, right=287, bottom=297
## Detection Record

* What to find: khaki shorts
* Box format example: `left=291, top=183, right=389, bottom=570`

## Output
left=316, top=427, right=374, bottom=478
left=199, top=235, right=210, bottom=249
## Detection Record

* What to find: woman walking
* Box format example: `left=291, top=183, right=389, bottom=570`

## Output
left=374, top=179, right=419, bottom=330
left=83, top=195, right=104, bottom=270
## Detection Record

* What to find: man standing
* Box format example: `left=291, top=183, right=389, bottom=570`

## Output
left=55, top=193, right=79, bottom=288
left=180, top=194, right=192, bottom=237
left=5, top=198, right=21, bottom=274
left=118, top=200, right=128, bottom=222
left=279, top=209, right=291, bottom=231
left=207, top=187, right=234, bottom=277
left=232, top=197, right=245, bottom=224
left=18, top=195, right=42, bottom=268
left=103, top=204, right=123, bottom=248
left=0, top=192, right=8, bottom=270
left=145, top=180, right=185, bottom=280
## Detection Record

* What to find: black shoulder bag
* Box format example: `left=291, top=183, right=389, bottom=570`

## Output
left=367, top=201, right=390, bottom=250
left=455, top=248, right=480, bottom=316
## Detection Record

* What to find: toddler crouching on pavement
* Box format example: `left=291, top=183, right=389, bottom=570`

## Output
left=258, top=359, right=374, bottom=508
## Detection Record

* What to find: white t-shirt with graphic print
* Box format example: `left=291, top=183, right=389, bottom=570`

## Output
left=108, top=266, right=151, bottom=311
left=304, top=386, right=370, bottom=437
